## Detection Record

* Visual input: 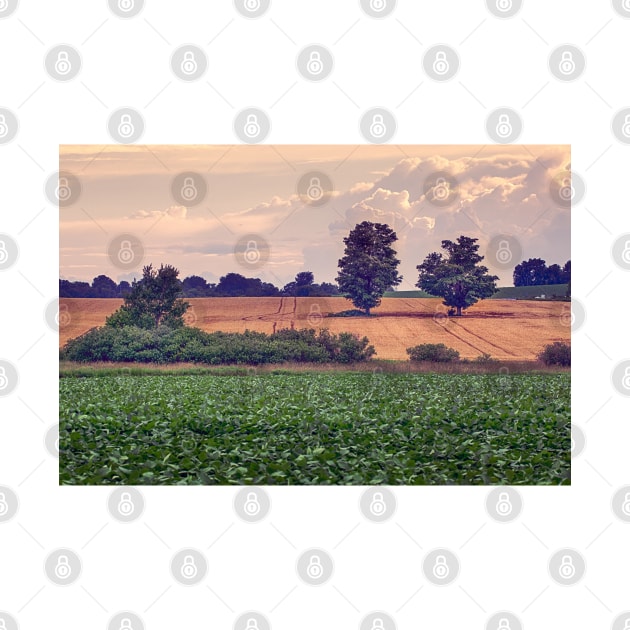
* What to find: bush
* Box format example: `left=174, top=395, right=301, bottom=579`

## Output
left=538, top=341, right=570, bottom=366
left=406, top=343, right=460, bottom=363
left=60, top=325, right=376, bottom=365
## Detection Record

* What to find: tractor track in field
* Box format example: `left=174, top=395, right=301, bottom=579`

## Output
left=436, top=320, right=487, bottom=355
left=450, top=320, right=518, bottom=357
left=241, top=297, right=285, bottom=322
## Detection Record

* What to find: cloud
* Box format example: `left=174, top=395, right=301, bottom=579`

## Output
left=129, top=205, right=187, bottom=220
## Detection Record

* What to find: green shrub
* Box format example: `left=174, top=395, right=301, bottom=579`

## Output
left=538, top=341, right=570, bottom=366
left=406, top=343, right=460, bottom=363
left=60, top=325, right=376, bottom=365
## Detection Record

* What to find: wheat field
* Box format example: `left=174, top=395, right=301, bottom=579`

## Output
left=59, top=297, right=570, bottom=361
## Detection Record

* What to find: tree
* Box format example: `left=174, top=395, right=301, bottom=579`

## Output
left=91, top=274, right=118, bottom=298
left=416, top=236, right=498, bottom=316
left=283, top=271, right=316, bottom=296
left=336, top=221, right=402, bottom=315
left=182, top=275, right=211, bottom=297
left=106, top=264, right=190, bottom=329
left=513, top=258, right=547, bottom=286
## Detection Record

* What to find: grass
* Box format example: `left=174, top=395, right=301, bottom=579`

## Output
left=384, top=284, right=569, bottom=300
left=60, top=372, right=570, bottom=486
left=60, top=360, right=569, bottom=377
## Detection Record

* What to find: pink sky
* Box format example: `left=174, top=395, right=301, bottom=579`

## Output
left=60, top=144, right=570, bottom=288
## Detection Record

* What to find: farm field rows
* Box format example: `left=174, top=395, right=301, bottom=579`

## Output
left=59, top=372, right=571, bottom=485
left=60, top=297, right=571, bottom=361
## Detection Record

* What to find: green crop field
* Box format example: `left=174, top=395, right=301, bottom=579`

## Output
left=60, top=372, right=570, bottom=486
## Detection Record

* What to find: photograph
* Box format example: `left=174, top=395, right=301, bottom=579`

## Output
left=59, top=144, right=571, bottom=485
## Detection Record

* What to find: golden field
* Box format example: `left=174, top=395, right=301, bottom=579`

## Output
left=59, top=297, right=571, bottom=361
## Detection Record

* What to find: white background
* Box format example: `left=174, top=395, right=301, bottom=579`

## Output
left=1, top=0, right=629, bottom=628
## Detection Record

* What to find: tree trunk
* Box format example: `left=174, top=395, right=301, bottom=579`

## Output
left=456, top=306, right=462, bottom=316
left=366, top=307, right=371, bottom=316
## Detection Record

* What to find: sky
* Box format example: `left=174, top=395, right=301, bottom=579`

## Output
left=59, top=144, right=571, bottom=289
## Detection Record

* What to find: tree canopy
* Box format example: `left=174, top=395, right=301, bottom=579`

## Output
left=336, top=221, right=402, bottom=315
left=416, top=236, right=498, bottom=316
left=106, top=264, right=190, bottom=329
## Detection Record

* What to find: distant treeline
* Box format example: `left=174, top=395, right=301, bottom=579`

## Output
left=513, top=259, right=570, bottom=287
left=60, top=271, right=341, bottom=299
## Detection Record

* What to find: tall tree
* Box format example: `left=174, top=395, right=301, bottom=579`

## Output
left=416, top=236, right=498, bottom=316
left=336, top=221, right=402, bottom=315
left=106, top=264, right=190, bottom=329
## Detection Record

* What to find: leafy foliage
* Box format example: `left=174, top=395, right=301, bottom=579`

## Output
left=416, top=236, right=498, bottom=316
left=513, top=258, right=570, bottom=287
left=60, top=325, right=375, bottom=365
left=336, top=221, right=403, bottom=315
left=407, top=343, right=460, bottom=362
left=106, top=264, right=190, bottom=329
left=59, top=373, right=570, bottom=485
left=538, top=342, right=570, bottom=366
